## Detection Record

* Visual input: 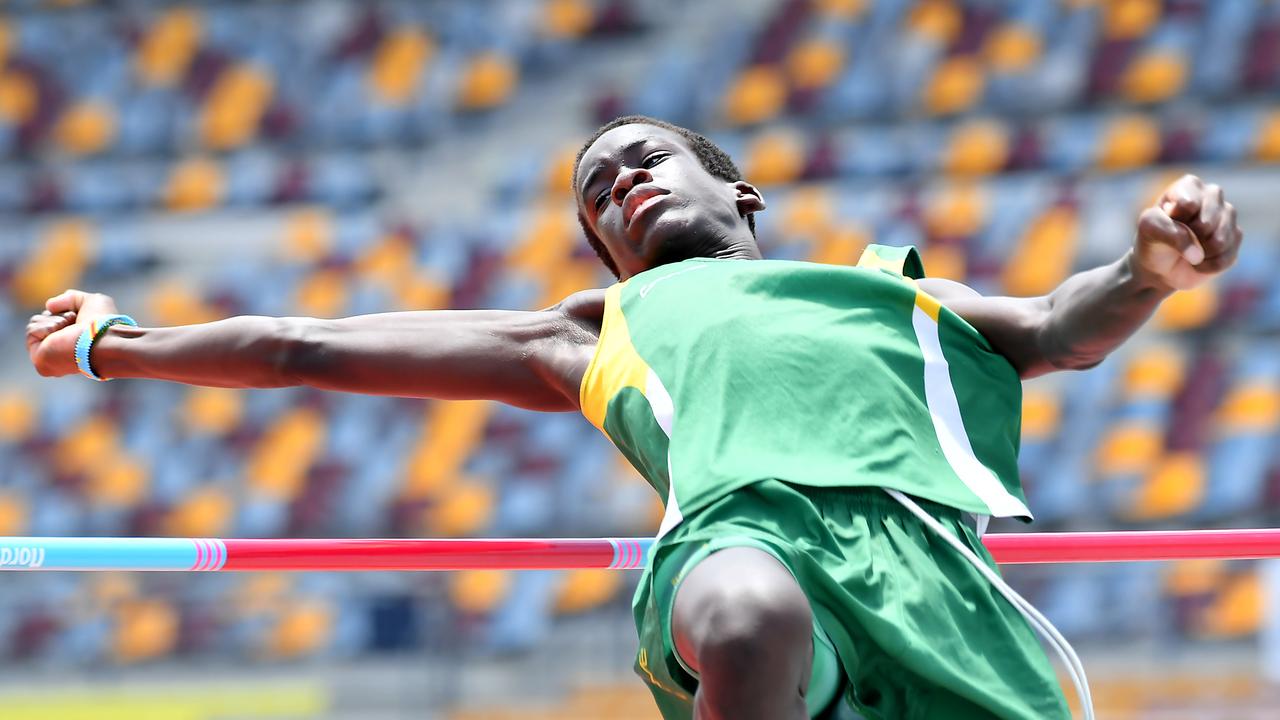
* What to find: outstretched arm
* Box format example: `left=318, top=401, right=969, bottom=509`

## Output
left=921, top=175, right=1242, bottom=379
left=26, top=289, right=604, bottom=412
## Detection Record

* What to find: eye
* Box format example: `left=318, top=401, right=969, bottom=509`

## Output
left=594, top=189, right=609, bottom=210
left=642, top=152, right=669, bottom=168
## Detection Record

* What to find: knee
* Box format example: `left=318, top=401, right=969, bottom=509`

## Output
left=682, top=573, right=813, bottom=674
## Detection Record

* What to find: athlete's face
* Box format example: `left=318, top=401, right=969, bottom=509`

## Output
left=576, top=124, right=765, bottom=279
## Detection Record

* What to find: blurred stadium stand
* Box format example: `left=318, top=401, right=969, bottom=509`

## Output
left=0, top=0, right=1279, bottom=717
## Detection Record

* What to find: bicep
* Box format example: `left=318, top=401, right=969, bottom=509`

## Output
left=916, top=278, right=1053, bottom=379
left=288, top=307, right=594, bottom=411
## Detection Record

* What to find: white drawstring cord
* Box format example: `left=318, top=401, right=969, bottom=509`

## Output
left=884, top=489, right=1095, bottom=720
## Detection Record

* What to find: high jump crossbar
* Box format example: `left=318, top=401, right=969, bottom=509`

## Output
left=1, top=529, right=1280, bottom=571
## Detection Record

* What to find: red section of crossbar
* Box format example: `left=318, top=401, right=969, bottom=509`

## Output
left=984, top=529, right=1280, bottom=565
left=221, top=538, right=617, bottom=571
left=193, top=530, right=1280, bottom=571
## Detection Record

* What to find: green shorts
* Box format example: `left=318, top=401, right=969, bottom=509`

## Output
left=631, top=480, right=1070, bottom=720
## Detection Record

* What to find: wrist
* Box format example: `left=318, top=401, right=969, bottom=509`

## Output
left=1123, top=248, right=1178, bottom=297
left=90, top=324, right=146, bottom=380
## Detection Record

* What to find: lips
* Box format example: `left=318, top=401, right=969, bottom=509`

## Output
left=623, top=185, right=670, bottom=228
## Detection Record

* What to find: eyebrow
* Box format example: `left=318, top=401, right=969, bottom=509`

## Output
left=579, top=137, right=654, bottom=200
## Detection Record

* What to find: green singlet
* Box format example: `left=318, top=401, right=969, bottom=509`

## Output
left=579, top=246, right=1070, bottom=719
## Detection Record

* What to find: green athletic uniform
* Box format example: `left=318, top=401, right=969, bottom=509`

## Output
left=578, top=246, right=1069, bottom=719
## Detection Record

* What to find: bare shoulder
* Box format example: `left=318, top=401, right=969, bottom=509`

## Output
left=916, top=277, right=982, bottom=301
left=534, top=288, right=606, bottom=410
left=553, top=287, right=607, bottom=326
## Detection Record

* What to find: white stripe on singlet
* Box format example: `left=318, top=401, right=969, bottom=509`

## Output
left=884, top=489, right=1094, bottom=720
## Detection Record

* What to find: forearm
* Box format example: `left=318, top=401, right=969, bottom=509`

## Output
left=92, top=315, right=302, bottom=388
left=1036, top=250, right=1173, bottom=371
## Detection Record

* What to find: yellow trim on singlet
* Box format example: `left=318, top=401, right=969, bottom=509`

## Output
left=858, top=247, right=943, bottom=322
left=855, top=245, right=905, bottom=273
left=579, top=282, right=653, bottom=437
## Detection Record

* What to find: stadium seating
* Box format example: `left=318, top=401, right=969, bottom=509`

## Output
left=0, top=3, right=1277, bottom=705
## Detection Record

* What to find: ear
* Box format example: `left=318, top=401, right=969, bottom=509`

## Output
left=733, top=180, right=766, bottom=217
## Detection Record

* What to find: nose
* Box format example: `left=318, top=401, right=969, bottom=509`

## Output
left=611, top=166, right=653, bottom=207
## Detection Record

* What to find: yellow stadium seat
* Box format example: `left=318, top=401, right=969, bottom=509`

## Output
left=395, top=271, right=451, bottom=311
left=1154, top=281, right=1217, bottom=330
left=368, top=27, right=434, bottom=105
left=450, top=570, right=511, bottom=614
left=135, top=7, right=202, bottom=87
left=542, top=0, right=595, bottom=39
left=199, top=64, right=274, bottom=150
left=1198, top=572, right=1263, bottom=639
left=1126, top=451, right=1204, bottom=521
left=508, top=207, right=575, bottom=276
left=0, top=491, right=28, bottom=535
left=56, top=415, right=121, bottom=478
left=1096, top=422, right=1162, bottom=477
left=457, top=53, right=518, bottom=110
left=814, top=0, right=867, bottom=19
left=540, top=258, right=599, bottom=309
left=1255, top=110, right=1280, bottom=162
left=1122, top=52, right=1187, bottom=104
left=12, top=218, right=97, bottom=307
left=906, top=0, right=962, bottom=45
left=919, top=244, right=966, bottom=281
left=0, top=20, right=12, bottom=67
left=166, top=486, right=233, bottom=537
left=743, top=130, right=805, bottom=187
left=555, top=570, right=623, bottom=614
left=0, top=70, right=38, bottom=125
left=1216, top=383, right=1280, bottom=435
left=89, top=574, right=139, bottom=611
left=1002, top=205, right=1077, bottom=296
left=266, top=599, right=334, bottom=659
left=924, top=183, right=987, bottom=239
left=722, top=65, right=787, bottom=127
left=786, top=38, right=845, bottom=91
left=0, top=391, right=36, bottom=442
left=1123, top=346, right=1185, bottom=398
left=983, top=23, right=1041, bottom=73
left=112, top=599, right=179, bottom=664
left=357, top=233, right=415, bottom=284
left=809, top=224, right=868, bottom=266
left=147, top=280, right=220, bottom=326
left=295, top=269, right=350, bottom=318
left=402, top=401, right=493, bottom=500
left=781, top=186, right=833, bottom=239
left=183, top=387, right=245, bottom=435
left=283, top=209, right=334, bottom=262
left=86, top=455, right=150, bottom=509
left=165, top=156, right=225, bottom=211
left=234, top=574, right=292, bottom=618
left=429, top=481, right=494, bottom=537
left=1103, top=0, right=1161, bottom=41
left=54, top=101, right=117, bottom=155
left=943, top=119, right=1010, bottom=176
left=1021, top=389, right=1061, bottom=440
left=922, top=56, right=985, bottom=116
left=1096, top=114, right=1161, bottom=171
left=1164, top=559, right=1226, bottom=597
left=245, top=407, right=327, bottom=501
left=544, top=142, right=580, bottom=197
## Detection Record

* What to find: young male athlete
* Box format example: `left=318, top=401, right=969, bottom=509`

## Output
left=26, top=116, right=1242, bottom=720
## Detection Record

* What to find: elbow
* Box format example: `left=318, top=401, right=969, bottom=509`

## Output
left=266, top=317, right=326, bottom=387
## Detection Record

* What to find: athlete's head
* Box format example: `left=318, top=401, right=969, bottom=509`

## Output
left=573, top=116, right=765, bottom=280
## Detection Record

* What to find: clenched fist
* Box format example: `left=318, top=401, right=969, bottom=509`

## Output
left=1134, top=174, right=1242, bottom=291
left=26, top=289, right=121, bottom=377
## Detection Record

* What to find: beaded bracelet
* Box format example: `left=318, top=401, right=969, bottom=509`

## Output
left=74, top=314, right=137, bottom=381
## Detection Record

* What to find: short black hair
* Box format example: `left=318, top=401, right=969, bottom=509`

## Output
left=572, top=115, right=756, bottom=279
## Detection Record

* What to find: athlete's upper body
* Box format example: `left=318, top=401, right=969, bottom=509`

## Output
left=26, top=116, right=1242, bottom=521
